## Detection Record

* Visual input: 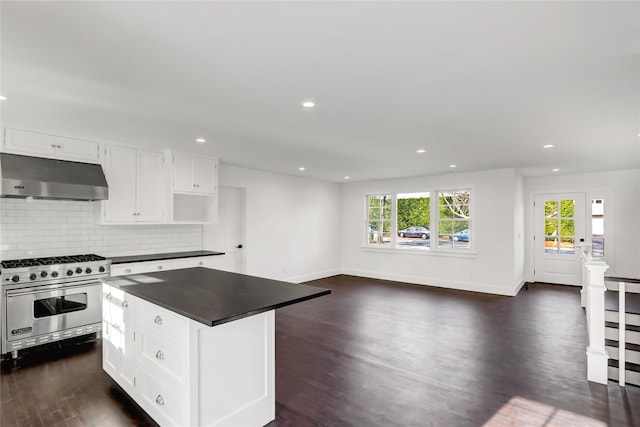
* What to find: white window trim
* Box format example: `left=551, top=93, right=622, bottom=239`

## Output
left=362, top=186, right=475, bottom=256
left=434, top=187, right=473, bottom=252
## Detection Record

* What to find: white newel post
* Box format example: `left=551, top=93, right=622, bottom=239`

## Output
left=584, top=259, right=610, bottom=385
left=579, top=243, right=593, bottom=308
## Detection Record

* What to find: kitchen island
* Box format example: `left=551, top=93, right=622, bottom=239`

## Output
left=102, top=267, right=330, bottom=427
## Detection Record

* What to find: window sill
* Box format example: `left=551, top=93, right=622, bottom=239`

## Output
left=360, top=246, right=478, bottom=258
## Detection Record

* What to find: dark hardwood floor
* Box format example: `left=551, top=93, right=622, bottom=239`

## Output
left=2, top=275, right=639, bottom=426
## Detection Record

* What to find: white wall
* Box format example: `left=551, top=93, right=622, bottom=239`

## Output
left=206, top=164, right=342, bottom=282
left=524, top=169, right=640, bottom=279
left=339, top=168, right=525, bottom=295
left=0, top=198, right=203, bottom=259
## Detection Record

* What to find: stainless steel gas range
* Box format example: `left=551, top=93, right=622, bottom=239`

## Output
left=1, top=254, right=111, bottom=358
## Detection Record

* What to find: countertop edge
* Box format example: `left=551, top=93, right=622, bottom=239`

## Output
left=111, top=251, right=225, bottom=265
left=122, top=286, right=331, bottom=327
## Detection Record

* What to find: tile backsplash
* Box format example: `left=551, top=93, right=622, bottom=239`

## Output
left=0, top=199, right=203, bottom=260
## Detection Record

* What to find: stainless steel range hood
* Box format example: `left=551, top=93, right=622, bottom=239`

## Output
left=0, top=153, right=109, bottom=201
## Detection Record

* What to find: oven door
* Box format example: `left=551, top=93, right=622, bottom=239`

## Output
left=5, top=280, right=102, bottom=342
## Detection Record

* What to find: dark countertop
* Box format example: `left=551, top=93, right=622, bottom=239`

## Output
left=110, top=250, right=225, bottom=265
left=104, top=267, right=330, bottom=326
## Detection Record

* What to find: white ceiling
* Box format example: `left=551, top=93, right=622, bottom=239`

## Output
left=1, top=1, right=638, bottom=182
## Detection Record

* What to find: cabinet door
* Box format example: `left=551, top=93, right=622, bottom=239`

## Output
left=55, top=136, right=100, bottom=163
left=103, top=146, right=137, bottom=222
left=3, top=128, right=56, bottom=157
left=118, top=295, right=136, bottom=391
left=136, top=150, right=165, bottom=222
left=172, top=153, right=193, bottom=193
left=193, top=157, right=215, bottom=194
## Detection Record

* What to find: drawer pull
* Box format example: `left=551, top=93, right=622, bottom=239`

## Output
left=106, top=293, right=112, bottom=301
left=154, top=315, right=163, bottom=325
left=155, top=395, right=165, bottom=406
left=124, top=268, right=132, bottom=273
left=157, top=265, right=163, bottom=270
left=198, top=261, right=203, bottom=266
left=155, top=350, right=164, bottom=360
left=122, top=300, right=128, bottom=308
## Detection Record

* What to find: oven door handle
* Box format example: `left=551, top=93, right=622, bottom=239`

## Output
left=6, top=279, right=101, bottom=297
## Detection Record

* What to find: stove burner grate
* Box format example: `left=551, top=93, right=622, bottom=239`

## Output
left=1, top=254, right=106, bottom=270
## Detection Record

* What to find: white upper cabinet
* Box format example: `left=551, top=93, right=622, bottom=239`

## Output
left=99, top=145, right=165, bottom=224
left=172, top=152, right=217, bottom=195
left=3, top=128, right=100, bottom=163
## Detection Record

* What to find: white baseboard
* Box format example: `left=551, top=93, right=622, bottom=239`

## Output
left=340, top=268, right=518, bottom=296
left=289, top=269, right=341, bottom=284
left=512, top=278, right=527, bottom=295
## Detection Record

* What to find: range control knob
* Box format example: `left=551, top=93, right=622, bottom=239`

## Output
left=75, top=267, right=83, bottom=274
left=51, top=271, right=59, bottom=278
left=11, top=275, right=19, bottom=283
left=99, top=266, right=106, bottom=273
left=85, top=267, right=92, bottom=274
left=29, top=273, right=37, bottom=281
left=66, top=269, right=74, bottom=276
left=40, top=271, right=48, bottom=278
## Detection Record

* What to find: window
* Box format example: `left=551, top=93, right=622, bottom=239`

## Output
left=544, top=199, right=576, bottom=255
left=367, top=195, right=392, bottom=245
left=591, top=199, right=604, bottom=257
left=396, top=192, right=430, bottom=249
left=437, top=190, right=470, bottom=249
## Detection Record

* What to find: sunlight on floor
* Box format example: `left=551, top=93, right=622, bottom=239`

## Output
left=483, top=396, right=606, bottom=427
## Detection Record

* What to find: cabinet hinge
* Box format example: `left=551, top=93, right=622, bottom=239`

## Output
left=133, top=331, right=136, bottom=341
left=134, top=377, right=136, bottom=386
left=533, top=269, right=536, bottom=275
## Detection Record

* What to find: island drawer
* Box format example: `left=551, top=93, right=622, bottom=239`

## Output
left=137, top=366, right=187, bottom=427
left=136, top=298, right=189, bottom=343
left=137, top=327, right=186, bottom=380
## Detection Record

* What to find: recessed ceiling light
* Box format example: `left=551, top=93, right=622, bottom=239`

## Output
left=299, top=167, right=306, bottom=171
left=195, top=138, right=206, bottom=144
left=449, top=164, right=457, bottom=168
left=552, top=168, right=560, bottom=172
left=543, top=144, right=554, bottom=149
left=0, top=95, right=6, bottom=101
left=302, top=101, right=315, bottom=108
left=344, top=176, right=350, bottom=179
left=416, top=149, right=426, bottom=154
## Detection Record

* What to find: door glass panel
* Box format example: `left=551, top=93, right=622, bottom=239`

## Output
left=559, top=237, right=575, bottom=254
left=560, top=199, right=575, bottom=217
left=560, top=219, right=574, bottom=234
left=544, top=219, right=558, bottom=235
left=544, top=237, right=559, bottom=254
left=544, top=201, right=558, bottom=218
left=544, top=199, right=576, bottom=256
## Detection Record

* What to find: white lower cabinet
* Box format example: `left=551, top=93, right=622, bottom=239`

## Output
left=110, top=256, right=212, bottom=277
left=102, top=285, right=136, bottom=394
left=102, top=284, right=275, bottom=427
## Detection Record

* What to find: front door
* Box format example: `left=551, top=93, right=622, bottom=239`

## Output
left=534, top=193, right=586, bottom=285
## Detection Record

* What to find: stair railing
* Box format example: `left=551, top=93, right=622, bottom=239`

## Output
left=604, top=276, right=640, bottom=387
left=579, top=242, right=610, bottom=384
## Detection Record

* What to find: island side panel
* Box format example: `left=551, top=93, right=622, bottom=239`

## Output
left=196, top=310, right=275, bottom=427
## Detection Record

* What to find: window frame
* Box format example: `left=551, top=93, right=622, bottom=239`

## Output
left=363, top=187, right=475, bottom=254
left=365, top=194, right=394, bottom=247
left=435, top=188, right=472, bottom=252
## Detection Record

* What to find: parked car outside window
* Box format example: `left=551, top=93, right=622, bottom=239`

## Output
left=449, top=228, right=469, bottom=242
left=398, top=226, right=430, bottom=239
